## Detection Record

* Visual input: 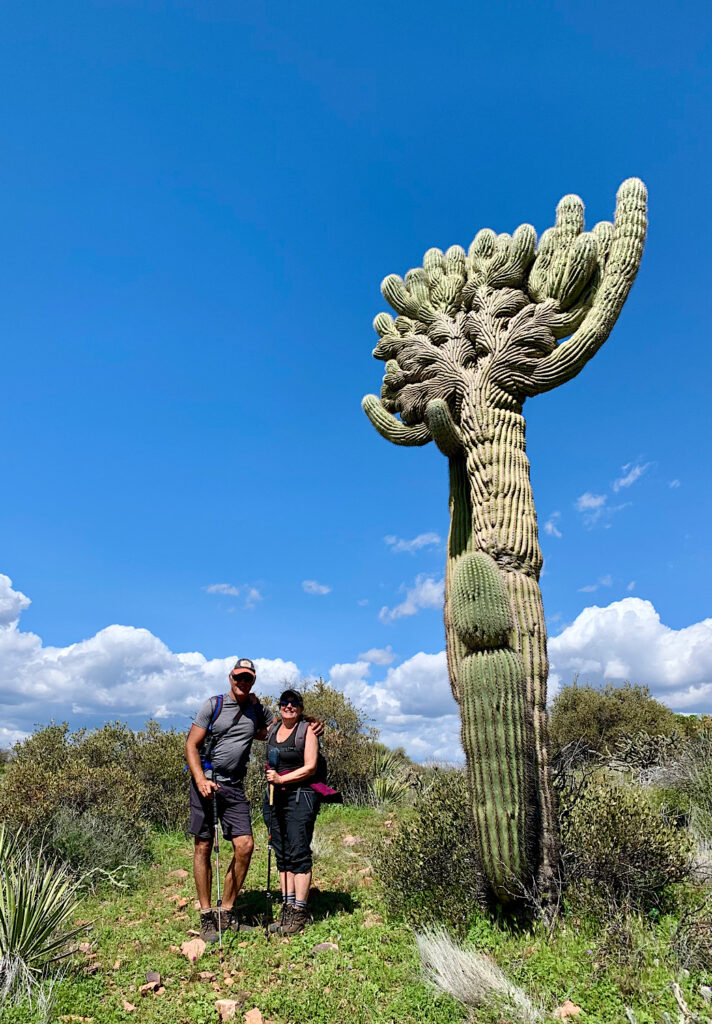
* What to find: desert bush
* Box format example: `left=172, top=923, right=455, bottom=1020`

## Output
left=0, top=826, right=81, bottom=1006
left=417, top=927, right=542, bottom=1022
left=560, top=778, right=693, bottom=911
left=653, top=729, right=712, bottom=841
left=549, top=681, right=677, bottom=757
left=0, top=722, right=172, bottom=874
left=372, top=767, right=482, bottom=929
left=670, top=895, right=712, bottom=976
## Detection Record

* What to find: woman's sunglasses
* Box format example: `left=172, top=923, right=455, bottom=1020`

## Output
left=279, top=700, right=301, bottom=709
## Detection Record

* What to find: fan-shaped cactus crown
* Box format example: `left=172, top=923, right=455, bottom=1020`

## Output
left=368, top=178, right=647, bottom=429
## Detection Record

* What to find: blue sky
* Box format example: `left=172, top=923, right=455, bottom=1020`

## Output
left=1, top=0, right=711, bottom=759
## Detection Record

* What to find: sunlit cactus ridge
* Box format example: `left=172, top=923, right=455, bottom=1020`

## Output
left=362, top=179, right=648, bottom=901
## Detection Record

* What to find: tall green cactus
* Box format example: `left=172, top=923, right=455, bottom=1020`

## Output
left=362, top=180, right=648, bottom=901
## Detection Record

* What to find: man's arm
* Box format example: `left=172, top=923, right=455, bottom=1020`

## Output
left=185, top=725, right=218, bottom=797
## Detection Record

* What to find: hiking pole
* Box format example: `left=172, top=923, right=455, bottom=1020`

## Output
left=205, top=765, right=223, bottom=949
left=265, top=747, right=280, bottom=937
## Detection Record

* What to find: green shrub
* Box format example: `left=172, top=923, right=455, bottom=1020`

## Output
left=372, top=768, right=482, bottom=929
left=0, top=722, right=175, bottom=875
left=550, top=681, right=678, bottom=756
left=561, top=778, right=693, bottom=911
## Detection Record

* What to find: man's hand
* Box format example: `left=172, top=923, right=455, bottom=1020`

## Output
left=197, top=776, right=219, bottom=799
left=305, top=716, right=324, bottom=738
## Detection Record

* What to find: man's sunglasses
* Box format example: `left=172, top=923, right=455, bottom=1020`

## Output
left=231, top=673, right=254, bottom=683
left=279, top=700, right=302, bottom=708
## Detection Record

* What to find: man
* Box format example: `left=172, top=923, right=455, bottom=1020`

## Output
left=185, top=658, right=320, bottom=942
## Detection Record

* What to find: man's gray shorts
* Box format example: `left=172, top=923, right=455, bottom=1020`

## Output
left=189, top=779, right=253, bottom=840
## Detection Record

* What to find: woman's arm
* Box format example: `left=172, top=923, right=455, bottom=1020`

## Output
left=266, top=726, right=318, bottom=784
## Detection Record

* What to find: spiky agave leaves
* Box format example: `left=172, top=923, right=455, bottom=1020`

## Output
left=451, top=553, right=535, bottom=900
left=0, top=826, right=82, bottom=1003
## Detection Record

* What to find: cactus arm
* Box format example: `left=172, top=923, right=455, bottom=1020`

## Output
left=425, top=398, right=463, bottom=456
left=528, top=178, right=647, bottom=395
left=361, top=394, right=432, bottom=447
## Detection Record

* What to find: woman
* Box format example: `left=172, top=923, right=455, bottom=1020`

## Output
left=263, top=688, right=320, bottom=935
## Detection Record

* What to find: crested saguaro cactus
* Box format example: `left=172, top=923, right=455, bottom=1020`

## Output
left=362, top=179, right=647, bottom=900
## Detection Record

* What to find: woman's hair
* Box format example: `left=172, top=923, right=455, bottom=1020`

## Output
left=278, top=688, right=304, bottom=709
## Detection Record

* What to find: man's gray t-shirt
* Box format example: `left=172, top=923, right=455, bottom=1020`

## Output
left=193, top=694, right=275, bottom=783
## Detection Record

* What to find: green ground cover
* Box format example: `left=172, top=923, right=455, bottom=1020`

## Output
left=3, top=803, right=710, bottom=1024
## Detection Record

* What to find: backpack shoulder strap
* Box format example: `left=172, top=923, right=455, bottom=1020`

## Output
left=207, top=694, right=223, bottom=733
left=266, top=719, right=280, bottom=745
left=295, top=720, right=309, bottom=750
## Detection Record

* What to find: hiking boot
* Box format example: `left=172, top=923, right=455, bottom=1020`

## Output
left=278, top=905, right=309, bottom=936
left=268, top=903, right=289, bottom=933
left=220, top=907, right=259, bottom=934
left=199, top=910, right=220, bottom=944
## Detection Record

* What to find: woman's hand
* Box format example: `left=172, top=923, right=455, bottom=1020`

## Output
left=265, top=768, right=281, bottom=784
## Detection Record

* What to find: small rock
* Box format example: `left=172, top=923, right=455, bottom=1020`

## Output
left=363, top=913, right=383, bottom=928
left=155, top=987, right=166, bottom=996
left=187, top=929, right=200, bottom=937
left=83, top=963, right=100, bottom=975
left=701, top=985, right=712, bottom=1004
left=244, top=1010, right=264, bottom=1024
left=181, top=938, right=206, bottom=961
left=113, top=959, right=121, bottom=971
left=145, top=971, right=161, bottom=985
left=139, top=982, right=159, bottom=995
left=199, top=971, right=217, bottom=980
left=383, top=820, right=393, bottom=827
left=78, top=942, right=93, bottom=954
left=342, top=835, right=363, bottom=847
left=238, top=940, right=248, bottom=948
left=121, top=1000, right=136, bottom=1012
left=168, top=868, right=189, bottom=879
left=555, top=1001, right=582, bottom=1019
left=170, top=944, right=181, bottom=953
left=312, top=942, right=339, bottom=952
left=215, top=999, right=239, bottom=1021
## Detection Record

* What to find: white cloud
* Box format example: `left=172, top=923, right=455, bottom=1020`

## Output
left=328, top=661, right=370, bottom=689
left=543, top=512, right=562, bottom=538
left=357, top=599, right=369, bottom=607
left=575, top=492, right=607, bottom=526
left=578, top=574, right=613, bottom=593
left=339, top=650, right=461, bottom=761
left=627, top=581, right=636, bottom=592
left=548, top=597, right=712, bottom=712
left=302, top=580, right=331, bottom=595
left=612, top=461, right=651, bottom=492
left=669, top=479, right=681, bottom=489
left=384, top=532, right=441, bottom=554
left=0, top=574, right=30, bottom=627
left=0, top=575, right=298, bottom=739
left=357, top=645, right=396, bottom=666
left=379, top=575, right=444, bottom=623
left=576, top=492, right=607, bottom=511
left=204, top=582, right=263, bottom=609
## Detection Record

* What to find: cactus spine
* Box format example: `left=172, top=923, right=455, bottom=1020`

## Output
left=362, top=180, right=648, bottom=901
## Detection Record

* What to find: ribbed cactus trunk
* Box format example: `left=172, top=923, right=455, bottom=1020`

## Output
left=362, top=179, right=647, bottom=907
left=445, top=373, right=556, bottom=895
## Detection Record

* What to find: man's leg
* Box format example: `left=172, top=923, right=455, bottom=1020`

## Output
left=221, top=835, right=254, bottom=910
left=193, top=840, right=214, bottom=910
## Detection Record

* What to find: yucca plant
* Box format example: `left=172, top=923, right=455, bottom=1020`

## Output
left=368, top=750, right=417, bottom=805
left=0, top=825, right=82, bottom=1003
